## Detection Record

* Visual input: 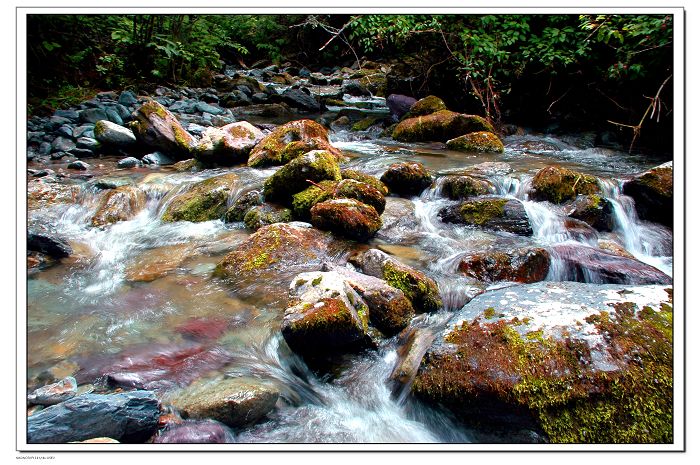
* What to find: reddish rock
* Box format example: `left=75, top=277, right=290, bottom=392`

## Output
left=310, top=198, right=383, bottom=241
left=458, top=247, right=550, bottom=283
left=380, top=162, right=433, bottom=197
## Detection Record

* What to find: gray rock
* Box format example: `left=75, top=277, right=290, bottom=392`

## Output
left=281, top=88, right=322, bottom=112
left=56, top=125, right=74, bottom=138
left=73, top=125, right=95, bottom=138
left=94, top=120, right=137, bottom=147
left=27, top=131, right=45, bottom=143
left=27, top=232, right=72, bottom=258
left=27, top=390, right=160, bottom=443
left=51, top=137, right=76, bottom=153
left=142, top=151, right=174, bottom=166
left=79, top=108, right=109, bottom=124
left=117, top=157, right=142, bottom=169
left=154, top=420, right=235, bottom=444
left=195, top=101, right=225, bottom=116
left=118, top=91, right=139, bottom=106
left=76, top=137, right=100, bottom=150
left=67, top=160, right=90, bottom=170
left=27, top=377, right=77, bottom=406
left=105, top=108, right=124, bottom=125
left=68, top=148, right=95, bottom=159
left=53, top=109, right=80, bottom=122
left=38, top=142, right=52, bottom=155
left=50, top=151, right=68, bottom=160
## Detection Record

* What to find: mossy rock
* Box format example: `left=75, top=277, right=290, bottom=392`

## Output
left=403, top=95, right=447, bottom=119
left=247, top=119, right=343, bottom=167
left=294, top=179, right=386, bottom=221
left=622, top=163, right=673, bottom=228
left=458, top=247, right=550, bottom=283
left=262, top=150, right=342, bottom=205
left=161, top=173, right=238, bottom=223
left=351, top=116, right=384, bottom=132
left=350, top=248, right=442, bottom=313
left=224, top=190, right=263, bottom=223
left=392, top=110, right=495, bottom=142
left=291, top=181, right=336, bottom=221
left=411, top=282, right=674, bottom=443
left=172, top=159, right=205, bottom=173
left=438, top=197, right=533, bottom=236
left=566, top=194, right=615, bottom=232
left=380, top=162, right=433, bottom=197
left=213, top=223, right=337, bottom=279
left=446, top=131, right=504, bottom=153
left=310, top=198, right=383, bottom=242
left=341, top=169, right=389, bottom=195
left=243, top=204, right=292, bottom=231
left=91, top=186, right=147, bottom=227
left=530, top=166, right=601, bottom=204
left=439, top=175, right=495, bottom=200
left=129, top=100, right=195, bottom=159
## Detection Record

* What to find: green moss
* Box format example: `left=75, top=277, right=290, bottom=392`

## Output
left=531, top=166, right=601, bottom=204
left=311, top=275, right=323, bottom=286
left=382, top=262, right=442, bottom=312
left=446, top=132, right=504, bottom=153
left=404, top=95, right=447, bottom=119
left=341, top=169, right=389, bottom=195
left=291, top=181, right=336, bottom=220
left=638, top=167, right=673, bottom=198
left=295, top=278, right=307, bottom=287
left=351, top=117, right=382, bottom=132
left=162, top=174, right=237, bottom=223
left=483, top=307, right=496, bottom=319
left=458, top=198, right=508, bottom=225
left=94, top=120, right=107, bottom=138
left=442, top=175, right=492, bottom=200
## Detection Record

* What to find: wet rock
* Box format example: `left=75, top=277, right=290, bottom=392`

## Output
left=623, top=162, right=673, bottom=228
left=262, top=150, right=342, bottom=204
left=341, top=169, right=388, bottom=195
left=174, top=317, right=230, bottom=342
left=389, top=326, right=440, bottom=396
left=76, top=137, right=100, bottom=151
left=79, top=108, right=110, bottom=124
left=195, top=101, right=225, bottom=116
left=291, top=180, right=336, bottom=220
left=380, top=162, right=433, bottom=197
left=247, top=119, right=343, bottom=167
left=562, top=218, right=599, bottom=242
left=172, top=158, right=204, bottom=172
left=27, top=390, right=160, bottom=443
left=439, top=197, right=533, bottom=236
left=51, top=136, right=76, bottom=153
left=458, top=247, right=550, bottom=283
left=404, top=95, right=447, bottom=119
left=27, top=232, right=72, bottom=258
left=412, top=282, right=674, bottom=443
left=169, top=377, right=279, bottom=428
left=386, top=94, right=417, bottom=121
left=244, top=204, right=293, bottom=231
left=597, top=239, right=636, bottom=259
left=125, top=244, right=195, bottom=282
left=566, top=194, right=615, bottom=232
left=440, top=175, right=495, bottom=200
left=293, top=179, right=385, bottom=221
left=72, top=437, right=120, bottom=444
left=392, top=110, right=494, bottom=142
left=376, top=197, right=419, bottom=242
left=117, top=156, right=142, bottom=169
left=27, top=181, right=81, bottom=210
left=154, top=419, right=235, bottom=443
left=282, top=271, right=370, bottom=355
left=281, top=87, right=322, bottom=112
left=142, top=151, right=174, bottom=165
left=129, top=100, right=196, bottom=159
left=530, top=165, right=601, bottom=204
left=550, top=244, right=671, bottom=285
left=27, top=377, right=78, bottom=406
left=118, top=90, right=139, bottom=106
left=94, top=120, right=137, bottom=147
left=195, top=121, right=265, bottom=166
left=213, top=222, right=339, bottom=280
left=162, top=173, right=238, bottom=223
left=447, top=131, right=504, bottom=153
left=91, top=185, right=147, bottom=227
left=310, top=198, right=382, bottom=241
left=350, top=248, right=442, bottom=313
left=224, top=190, right=264, bottom=223
left=230, top=103, right=294, bottom=119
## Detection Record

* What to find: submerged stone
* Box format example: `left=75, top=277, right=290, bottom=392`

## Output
left=91, top=185, right=147, bottom=227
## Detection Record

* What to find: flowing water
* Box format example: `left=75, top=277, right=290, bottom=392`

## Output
left=26, top=92, right=673, bottom=443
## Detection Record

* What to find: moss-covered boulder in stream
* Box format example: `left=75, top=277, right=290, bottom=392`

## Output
left=411, top=282, right=674, bottom=443
left=622, top=162, right=673, bottom=228
left=162, top=173, right=238, bottom=223
left=129, top=100, right=195, bottom=159
left=281, top=271, right=371, bottom=356
left=224, top=190, right=263, bottom=223
left=243, top=204, right=292, bottom=231
left=447, top=131, right=504, bottom=153
left=310, top=198, right=383, bottom=241
left=350, top=248, right=442, bottom=313
left=380, top=162, right=433, bottom=197
left=195, top=121, right=265, bottom=166
left=262, top=150, right=342, bottom=204
left=91, top=185, right=147, bottom=227
left=247, top=119, right=343, bottom=167
left=439, top=197, right=533, bottom=236
left=565, top=194, right=615, bottom=232
left=530, top=165, right=600, bottom=204
left=341, top=169, right=389, bottom=195
left=392, top=110, right=494, bottom=142
left=439, top=175, right=495, bottom=200
left=403, top=95, right=447, bottom=119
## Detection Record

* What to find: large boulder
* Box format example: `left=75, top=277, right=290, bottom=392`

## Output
left=161, top=173, right=238, bottom=223
left=91, top=185, right=147, bottom=227
left=262, top=150, right=342, bottom=204
left=446, top=131, right=504, bottom=153
left=386, top=94, right=417, bottom=121
left=412, top=282, right=674, bottom=443
left=243, top=204, right=292, bottom=231
left=27, top=391, right=160, bottom=443
left=439, top=175, right=495, bottom=200
left=530, top=166, right=600, bottom=204
left=94, top=120, right=137, bottom=147
left=281, top=87, right=323, bottom=112
left=247, top=119, right=343, bottom=167
left=392, top=110, right=494, bottom=142
left=129, top=100, right=196, bottom=159
left=341, top=169, right=389, bottom=195
left=195, top=121, right=265, bottom=166
left=350, top=249, right=442, bottom=313
left=293, top=179, right=385, bottom=221
left=310, top=198, right=382, bottom=241
left=380, top=162, right=433, bottom=197
left=458, top=247, right=550, bottom=283
left=281, top=271, right=370, bottom=355
left=167, top=377, right=279, bottom=428
left=565, top=194, right=615, bottom=232
left=623, top=162, right=673, bottom=228
left=550, top=244, right=671, bottom=285
left=439, top=197, right=533, bottom=236
left=404, top=95, right=447, bottom=119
